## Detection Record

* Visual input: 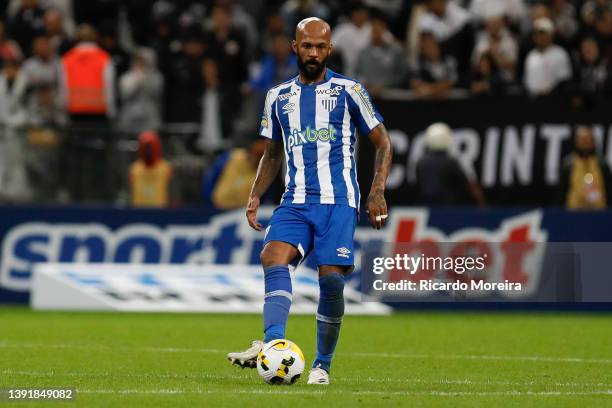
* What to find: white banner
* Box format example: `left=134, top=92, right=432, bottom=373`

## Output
left=31, top=263, right=391, bottom=315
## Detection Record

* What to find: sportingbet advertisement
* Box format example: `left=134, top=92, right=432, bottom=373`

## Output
left=1, top=205, right=611, bottom=306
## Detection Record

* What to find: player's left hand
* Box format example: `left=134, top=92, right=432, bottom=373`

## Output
left=366, top=189, right=388, bottom=230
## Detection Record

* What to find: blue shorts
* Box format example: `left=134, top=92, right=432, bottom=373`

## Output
left=264, top=204, right=357, bottom=269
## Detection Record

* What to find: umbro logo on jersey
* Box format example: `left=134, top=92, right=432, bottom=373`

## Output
left=282, top=103, right=295, bottom=115
left=337, top=247, right=351, bottom=258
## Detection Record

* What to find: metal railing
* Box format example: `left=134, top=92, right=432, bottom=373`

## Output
left=0, top=123, right=212, bottom=205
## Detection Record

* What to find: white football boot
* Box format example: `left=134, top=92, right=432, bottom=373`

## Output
left=227, top=340, right=263, bottom=368
left=307, top=366, right=330, bottom=385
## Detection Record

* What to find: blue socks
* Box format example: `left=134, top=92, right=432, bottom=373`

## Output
left=313, top=272, right=345, bottom=373
left=263, top=265, right=292, bottom=343
left=262, top=266, right=345, bottom=373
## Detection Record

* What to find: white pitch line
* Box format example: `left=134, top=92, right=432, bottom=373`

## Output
left=0, top=369, right=251, bottom=382
left=74, top=389, right=612, bottom=397
left=348, top=352, right=612, bottom=365
left=341, top=377, right=612, bottom=388
left=1, top=342, right=611, bottom=365
left=79, top=389, right=200, bottom=395
left=3, top=369, right=612, bottom=390
left=0, top=342, right=224, bottom=354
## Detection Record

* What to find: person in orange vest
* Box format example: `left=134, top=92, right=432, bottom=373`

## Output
left=58, top=24, right=116, bottom=201
left=129, top=131, right=174, bottom=208
left=59, top=24, right=116, bottom=123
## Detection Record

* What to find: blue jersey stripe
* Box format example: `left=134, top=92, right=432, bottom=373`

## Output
left=276, top=87, right=296, bottom=203
left=298, top=86, right=321, bottom=200
left=349, top=120, right=360, bottom=207
left=328, top=84, right=348, bottom=203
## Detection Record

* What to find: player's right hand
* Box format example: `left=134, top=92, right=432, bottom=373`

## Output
left=246, top=195, right=263, bottom=231
left=366, top=189, right=388, bottom=230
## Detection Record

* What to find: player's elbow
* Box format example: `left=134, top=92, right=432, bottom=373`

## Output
left=375, top=128, right=392, bottom=154
left=370, top=125, right=391, bottom=147
left=384, top=133, right=392, bottom=155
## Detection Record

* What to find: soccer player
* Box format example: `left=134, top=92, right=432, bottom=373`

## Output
left=227, top=17, right=392, bottom=385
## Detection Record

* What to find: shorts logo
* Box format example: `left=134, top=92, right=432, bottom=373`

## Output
left=337, top=247, right=351, bottom=258
left=321, top=97, right=337, bottom=112
left=282, top=103, right=295, bottom=115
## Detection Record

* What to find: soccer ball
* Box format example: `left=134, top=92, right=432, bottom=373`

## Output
left=257, top=339, right=305, bottom=385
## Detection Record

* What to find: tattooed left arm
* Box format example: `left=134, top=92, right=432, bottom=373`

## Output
left=366, top=124, right=392, bottom=230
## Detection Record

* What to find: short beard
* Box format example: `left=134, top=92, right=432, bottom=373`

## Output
left=297, top=57, right=327, bottom=81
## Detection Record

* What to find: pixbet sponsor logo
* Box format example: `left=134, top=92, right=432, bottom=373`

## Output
left=287, top=126, right=337, bottom=148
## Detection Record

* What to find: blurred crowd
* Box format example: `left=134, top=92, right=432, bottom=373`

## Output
left=0, top=0, right=610, bottom=207
left=0, top=0, right=610, bottom=134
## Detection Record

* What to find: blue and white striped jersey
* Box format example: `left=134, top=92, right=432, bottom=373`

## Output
left=259, top=69, right=383, bottom=209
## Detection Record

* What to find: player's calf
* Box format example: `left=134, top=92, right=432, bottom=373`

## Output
left=227, top=264, right=292, bottom=369
left=262, top=265, right=292, bottom=342
left=312, top=271, right=345, bottom=373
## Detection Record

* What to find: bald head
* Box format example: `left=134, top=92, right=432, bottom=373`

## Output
left=293, top=17, right=333, bottom=82
left=295, top=17, right=331, bottom=41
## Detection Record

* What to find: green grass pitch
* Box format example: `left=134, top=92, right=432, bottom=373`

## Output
left=1, top=308, right=611, bottom=407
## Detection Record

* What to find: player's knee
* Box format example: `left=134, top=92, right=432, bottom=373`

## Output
left=260, top=245, right=281, bottom=268
left=319, top=272, right=344, bottom=298
left=260, top=241, right=300, bottom=267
